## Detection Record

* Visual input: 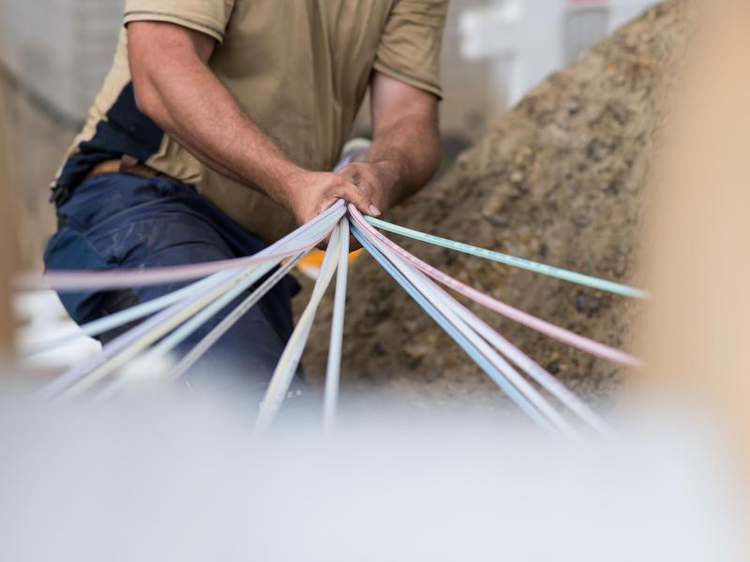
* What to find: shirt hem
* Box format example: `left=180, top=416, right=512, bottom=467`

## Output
left=123, top=10, right=225, bottom=43
left=373, top=60, right=443, bottom=100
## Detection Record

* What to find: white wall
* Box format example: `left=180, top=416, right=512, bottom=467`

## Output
left=439, top=0, right=500, bottom=138
left=459, top=0, right=660, bottom=108
left=0, top=0, right=124, bottom=120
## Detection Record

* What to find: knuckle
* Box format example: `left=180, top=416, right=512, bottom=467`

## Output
left=351, top=187, right=369, bottom=202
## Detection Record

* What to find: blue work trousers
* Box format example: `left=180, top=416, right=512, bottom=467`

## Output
left=44, top=173, right=302, bottom=398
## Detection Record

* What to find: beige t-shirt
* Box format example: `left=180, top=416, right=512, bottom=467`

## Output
left=54, top=0, right=447, bottom=242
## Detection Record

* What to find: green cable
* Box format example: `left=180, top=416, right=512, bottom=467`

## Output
left=364, top=217, right=649, bottom=299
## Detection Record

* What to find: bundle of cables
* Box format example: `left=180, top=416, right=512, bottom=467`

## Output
left=20, top=199, right=647, bottom=437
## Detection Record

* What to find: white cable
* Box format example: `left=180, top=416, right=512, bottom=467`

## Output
left=95, top=260, right=280, bottom=398
left=323, top=217, right=350, bottom=433
left=95, top=254, right=307, bottom=401
left=24, top=201, right=345, bottom=292
left=21, top=270, right=236, bottom=356
left=430, top=283, right=613, bottom=436
left=25, top=202, right=344, bottom=357
left=54, top=262, right=273, bottom=400
left=146, top=261, right=280, bottom=360
left=37, top=269, right=247, bottom=399
left=38, top=207, right=343, bottom=399
left=363, top=228, right=578, bottom=437
left=163, top=253, right=307, bottom=383
left=254, top=224, right=343, bottom=433
left=352, top=211, right=609, bottom=434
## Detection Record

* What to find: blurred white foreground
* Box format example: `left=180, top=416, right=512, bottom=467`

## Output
left=14, top=290, right=99, bottom=370
left=0, top=392, right=746, bottom=562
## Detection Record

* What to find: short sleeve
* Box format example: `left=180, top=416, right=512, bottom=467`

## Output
left=374, top=0, right=448, bottom=99
left=123, top=0, right=236, bottom=44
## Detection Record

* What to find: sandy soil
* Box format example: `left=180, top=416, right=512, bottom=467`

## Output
left=301, top=2, right=688, bottom=411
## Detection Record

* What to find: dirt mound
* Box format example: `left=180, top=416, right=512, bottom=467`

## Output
left=302, top=2, right=686, bottom=409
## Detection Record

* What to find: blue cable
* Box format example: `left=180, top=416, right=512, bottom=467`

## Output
left=351, top=224, right=553, bottom=431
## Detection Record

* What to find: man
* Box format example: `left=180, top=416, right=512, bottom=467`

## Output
left=45, top=0, right=446, bottom=396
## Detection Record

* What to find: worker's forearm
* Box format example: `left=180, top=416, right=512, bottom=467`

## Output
left=133, top=53, right=302, bottom=208
left=364, top=114, right=441, bottom=206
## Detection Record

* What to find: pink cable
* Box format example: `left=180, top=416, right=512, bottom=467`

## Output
left=21, top=245, right=309, bottom=291
left=20, top=202, right=345, bottom=291
left=348, top=205, right=641, bottom=367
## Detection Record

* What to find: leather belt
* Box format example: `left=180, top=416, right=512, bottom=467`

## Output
left=84, top=154, right=174, bottom=183
left=51, top=154, right=179, bottom=221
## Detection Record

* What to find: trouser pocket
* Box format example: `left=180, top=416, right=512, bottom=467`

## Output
left=43, top=227, right=114, bottom=325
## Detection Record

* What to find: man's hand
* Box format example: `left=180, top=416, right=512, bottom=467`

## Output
left=284, top=169, right=381, bottom=227
left=335, top=161, right=399, bottom=214
left=335, top=71, right=441, bottom=213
